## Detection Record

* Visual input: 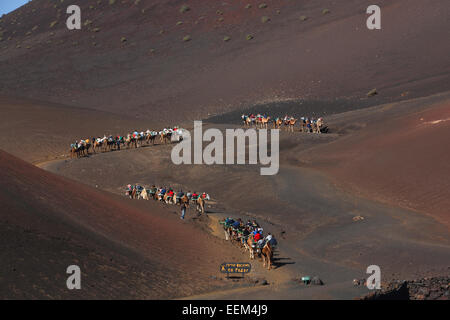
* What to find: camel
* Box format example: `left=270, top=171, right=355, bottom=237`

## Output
left=224, top=228, right=231, bottom=241
left=273, top=118, right=283, bottom=129
left=136, top=134, right=146, bottom=147
left=242, top=115, right=250, bottom=127
left=160, top=132, right=167, bottom=144
left=70, top=141, right=89, bottom=158
left=246, top=234, right=257, bottom=259
left=261, top=242, right=274, bottom=270
left=246, top=117, right=255, bottom=128
left=222, top=221, right=233, bottom=241
left=131, top=188, right=138, bottom=199
left=255, top=117, right=262, bottom=128
left=316, top=118, right=324, bottom=133
left=163, top=193, right=175, bottom=204
left=283, top=119, right=290, bottom=131
left=260, top=116, right=271, bottom=129
left=69, top=145, right=79, bottom=159
left=139, top=188, right=149, bottom=200
left=83, top=140, right=91, bottom=155
left=288, top=118, right=297, bottom=132
left=93, top=139, right=102, bottom=153
left=101, top=139, right=108, bottom=152
left=300, top=120, right=307, bottom=133
left=146, top=133, right=156, bottom=145
left=125, top=135, right=137, bottom=149
left=148, top=188, right=158, bottom=200
left=196, top=196, right=206, bottom=215
left=109, top=138, right=118, bottom=151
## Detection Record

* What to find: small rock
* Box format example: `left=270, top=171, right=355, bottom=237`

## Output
left=367, top=88, right=378, bottom=97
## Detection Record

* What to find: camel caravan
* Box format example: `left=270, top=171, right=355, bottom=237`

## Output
left=241, top=114, right=328, bottom=133
left=125, top=184, right=209, bottom=215
left=220, top=217, right=278, bottom=270
left=70, top=127, right=182, bottom=158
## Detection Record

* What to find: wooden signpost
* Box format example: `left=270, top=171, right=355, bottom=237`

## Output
left=220, top=262, right=251, bottom=279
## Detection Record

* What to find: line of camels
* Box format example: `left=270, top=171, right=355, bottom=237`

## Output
left=242, top=114, right=328, bottom=133
left=127, top=184, right=276, bottom=269
left=220, top=218, right=276, bottom=270
left=70, top=127, right=180, bottom=158
left=126, top=184, right=208, bottom=215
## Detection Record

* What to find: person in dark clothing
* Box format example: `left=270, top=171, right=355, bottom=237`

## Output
left=116, top=137, right=121, bottom=150
left=176, top=190, right=184, bottom=205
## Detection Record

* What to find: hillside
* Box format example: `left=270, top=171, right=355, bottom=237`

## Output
left=0, top=0, right=449, bottom=122
left=0, top=149, right=238, bottom=299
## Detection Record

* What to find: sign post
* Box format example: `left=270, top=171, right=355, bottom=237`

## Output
left=220, top=262, right=251, bottom=279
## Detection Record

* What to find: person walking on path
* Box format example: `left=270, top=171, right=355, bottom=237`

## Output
left=180, top=198, right=188, bottom=220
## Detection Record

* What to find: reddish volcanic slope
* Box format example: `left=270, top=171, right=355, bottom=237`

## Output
left=309, top=95, right=450, bottom=229
left=0, top=95, right=163, bottom=164
left=0, top=0, right=449, bottom=121
left=0, top=149, right=236, bottom=299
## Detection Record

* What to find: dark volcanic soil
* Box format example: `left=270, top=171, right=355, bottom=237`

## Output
left=0, top=0, right=449, bottom=300
left=40, top=93, right=450, bottom=299
left=299, top=92, right=450, bottom=229
left=0, top=0, right=449, bottom=122
left=0, top=149, right=254, bottom=299
left=0, top=95, right=163, bottom=164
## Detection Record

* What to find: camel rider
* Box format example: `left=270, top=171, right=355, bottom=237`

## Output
left=186, top=191, right=192, bottom=200
left=192, top=192, right=199, bottom=200
left=257, top=238, right=265, bottom=249
left=176, top=190, right=184, bottom=202
left=268, top=236, right=277, bottom=248
left=126, top=184, right=133, bottom=197
left=242, top=227, right=250, bottom=244
left=225, top=217, right=234, bottom=227
left=264, top=233, right=277, bottom=248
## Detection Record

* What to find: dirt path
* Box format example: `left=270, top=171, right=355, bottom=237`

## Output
left=35, top=95, right=450, bottom=299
